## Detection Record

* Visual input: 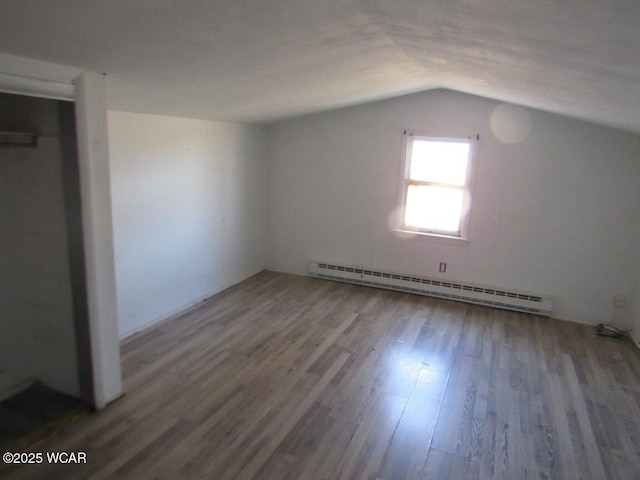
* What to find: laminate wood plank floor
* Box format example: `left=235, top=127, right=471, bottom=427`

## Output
left=2, top=271, right=640, bottom=479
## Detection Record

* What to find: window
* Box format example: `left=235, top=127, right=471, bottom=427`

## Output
left=400, top=134, right=476, bottom=239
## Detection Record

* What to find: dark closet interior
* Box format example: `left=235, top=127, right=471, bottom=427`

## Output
left=0, top=92, right=93, bottom=447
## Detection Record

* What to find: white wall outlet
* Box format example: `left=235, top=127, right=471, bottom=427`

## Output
left=614, top=294, right=626, bottom=309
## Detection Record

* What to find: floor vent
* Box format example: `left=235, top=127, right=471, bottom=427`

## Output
left=309, top=261, right=553, bottom=316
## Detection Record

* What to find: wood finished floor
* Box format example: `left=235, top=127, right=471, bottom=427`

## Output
left=2, top=271, right=640, bottom=480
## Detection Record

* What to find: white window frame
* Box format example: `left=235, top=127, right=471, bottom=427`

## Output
left=398, top=132, right=478, bottom=242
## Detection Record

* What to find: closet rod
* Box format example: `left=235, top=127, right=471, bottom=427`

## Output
left=0, top=131, right=38, bottom=147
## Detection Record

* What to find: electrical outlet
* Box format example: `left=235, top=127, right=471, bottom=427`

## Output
left=439, top=262, right=447, bottom=273
left=614, top=294, right=626, bottom=309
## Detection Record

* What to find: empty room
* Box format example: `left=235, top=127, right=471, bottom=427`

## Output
left=1, top=1, right=639, bottom=479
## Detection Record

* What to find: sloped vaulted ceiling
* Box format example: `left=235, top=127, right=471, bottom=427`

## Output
left=0, top=0, right=638, bottom=131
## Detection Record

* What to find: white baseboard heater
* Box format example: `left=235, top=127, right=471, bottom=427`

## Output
left=309, top=261, right=553, bottom=316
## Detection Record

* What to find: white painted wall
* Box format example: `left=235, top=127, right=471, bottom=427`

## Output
left=108, top=111, right=267, bottom=337
left=267, top=89, right=640, bottom=325
left=0, top=95, right=78, bottom=398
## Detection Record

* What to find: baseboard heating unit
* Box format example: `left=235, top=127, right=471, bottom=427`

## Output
left=309, top=261, right=553, bottom=316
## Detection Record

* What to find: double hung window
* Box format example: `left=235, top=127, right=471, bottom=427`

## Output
left=401, top=135, right=476, bottom=239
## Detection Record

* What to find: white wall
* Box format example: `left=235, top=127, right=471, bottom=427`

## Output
left=109, top=111, right=267, bottom=337
left=0, top=95, right=79, bottom=398
left=267, top=89, right=640, bottom=325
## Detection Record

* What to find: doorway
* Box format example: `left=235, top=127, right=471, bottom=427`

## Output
left=0, top=93, right=94, bottom=432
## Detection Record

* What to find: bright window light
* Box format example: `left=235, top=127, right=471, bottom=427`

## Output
left=404, top=185, right=464, bottom=232
left=409, top=141, right=470, bottom=185
left=401, top=135, right=475, bottom=237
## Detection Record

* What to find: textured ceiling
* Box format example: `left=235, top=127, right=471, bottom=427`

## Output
left=0, top=0, right=638, bottom=130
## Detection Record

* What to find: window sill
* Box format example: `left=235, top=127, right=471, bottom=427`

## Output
left=393, top=229, right=470, bottom=246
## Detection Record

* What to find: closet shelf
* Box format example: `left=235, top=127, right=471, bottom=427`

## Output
left=0, top=131, right=38, bottom=147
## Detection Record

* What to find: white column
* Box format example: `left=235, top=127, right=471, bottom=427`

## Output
left=74, top=71, right=123, bottom=409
